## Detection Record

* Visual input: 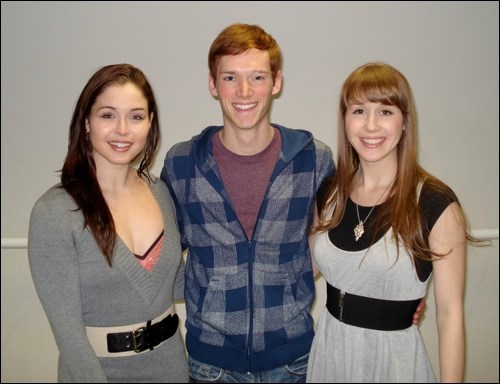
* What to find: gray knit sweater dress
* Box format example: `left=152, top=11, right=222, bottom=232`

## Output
left=28, top=176, right=188, bottom=383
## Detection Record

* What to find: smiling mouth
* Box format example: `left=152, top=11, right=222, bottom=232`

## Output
left=361, top=137, right=384, bottom=145
left=109, top=141, right=132, bottom=149
left=233, top=102, right=257, bottom=110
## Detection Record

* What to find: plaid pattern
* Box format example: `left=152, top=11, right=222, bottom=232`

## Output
left=161, top=124, right=335, bottom=373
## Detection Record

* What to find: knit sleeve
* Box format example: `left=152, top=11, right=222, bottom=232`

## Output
left=28, top=188, right=107, bottom=382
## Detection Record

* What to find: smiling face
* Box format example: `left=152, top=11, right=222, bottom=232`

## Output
left=85, top=82, right=152, bottom=171
left=345, top=101, right=404, bottom=168
left=208, top=48, right=282, bottom=134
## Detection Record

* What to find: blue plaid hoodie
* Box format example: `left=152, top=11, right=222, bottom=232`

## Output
left=161, top=124, right=335, bottom=373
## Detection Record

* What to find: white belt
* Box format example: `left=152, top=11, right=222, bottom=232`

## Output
left=85, top=305, right=175, bottom=357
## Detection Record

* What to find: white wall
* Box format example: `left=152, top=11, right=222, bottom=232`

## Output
left=1, top=1, right=498, bottom=382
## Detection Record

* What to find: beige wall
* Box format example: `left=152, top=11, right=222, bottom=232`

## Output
left=2, top=1, right=498, bottom=382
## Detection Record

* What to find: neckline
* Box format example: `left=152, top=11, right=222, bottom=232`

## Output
left=349, top=195, right=393, bottom=209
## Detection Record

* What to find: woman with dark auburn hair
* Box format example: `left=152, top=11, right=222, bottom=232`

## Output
left=28, top=64, right=188, bottom=382
left=307, top=62, right=475, bottom=383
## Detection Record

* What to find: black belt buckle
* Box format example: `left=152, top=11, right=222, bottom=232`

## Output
left=132, top=326, right=148, bottom=353
left=106, top=314, right=179, bottom=354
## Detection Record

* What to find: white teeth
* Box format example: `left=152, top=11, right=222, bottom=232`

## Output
left=110, top=142, right=131, bottom=148
left=362, top=138, right=384, bottom=145
left=234, top=103, right=257, bottom=110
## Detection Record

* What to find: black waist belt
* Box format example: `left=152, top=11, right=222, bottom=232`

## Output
left=107, top=313, right=179, bottom=353
left=326, top=283, right=420, bottom=331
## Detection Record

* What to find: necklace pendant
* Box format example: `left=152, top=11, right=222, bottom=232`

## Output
left=354, top=221, right=364, bottom=241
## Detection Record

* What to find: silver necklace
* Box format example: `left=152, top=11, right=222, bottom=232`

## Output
left=354, top=179, right=394, bottom=242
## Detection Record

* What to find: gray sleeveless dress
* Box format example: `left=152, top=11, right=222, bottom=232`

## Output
left=306, top=227, right=436, bottom=382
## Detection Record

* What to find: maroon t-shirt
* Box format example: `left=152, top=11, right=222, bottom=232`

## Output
left=212, top=128, right=281, bottom=239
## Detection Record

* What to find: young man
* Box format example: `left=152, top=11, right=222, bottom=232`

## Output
left=161, top=23, right=335, bottom=382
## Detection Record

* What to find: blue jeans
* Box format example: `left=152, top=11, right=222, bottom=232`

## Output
left=188, top=353, right=308, bottom=383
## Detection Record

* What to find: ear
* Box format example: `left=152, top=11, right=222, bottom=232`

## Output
left=272, top=70, right=283, bottom=95
left=208, top=74, right=218, bottom=97
left=85, top=119, right=90, bottom=133
left=149, top=112, right=154, bottom=129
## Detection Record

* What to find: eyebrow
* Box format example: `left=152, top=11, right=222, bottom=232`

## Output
left=96, top=106, right=147, bottom=112
left=219, top=69, right=270, bottom=75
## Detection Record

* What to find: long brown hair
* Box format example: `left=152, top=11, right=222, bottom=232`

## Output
left=60, top=64, right=160, bottom=266
left=315, top=62, right=472, bottom=261
left=208, top=23, right=282, bottom=84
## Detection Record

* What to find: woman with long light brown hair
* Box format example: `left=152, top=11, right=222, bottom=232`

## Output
left=307, top=62, right=473, bottom=383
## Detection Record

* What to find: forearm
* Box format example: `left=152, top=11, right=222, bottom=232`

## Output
left=430, top=202, right=467, bottom=382
left=437, top=311, right=465, bottom=382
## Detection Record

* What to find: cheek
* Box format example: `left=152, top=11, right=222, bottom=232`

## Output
left=214, top=84, right=233, bottom=98
left=258, top=84, right=275, bottom=98
left=138, top=127, right=151, bottom=144
left=88, top=130, right=100, bottom=147
left=345, top=120, right=358, bottom=138
left=388, top=130, right=404, bottom=150
left=392, top=123, right=404, bottom=139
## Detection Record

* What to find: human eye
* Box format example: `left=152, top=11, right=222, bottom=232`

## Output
left=131, top=114, right=145, bottom=121
left=222, top=75, right=235, bottom=81
left=380, top=105, right=399, bottom=116
left=128, top=108, right=147, bottom=121
left=101, top=112, right=114, bottom=119
left=349, top=106, right=364, bottom=115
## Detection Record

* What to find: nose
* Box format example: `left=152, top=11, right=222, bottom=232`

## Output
left=237, top=79, right=252, bottom=97
left=115, top=117, right=129, bottom=135
left=365, top=112, right=379, bottom=132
